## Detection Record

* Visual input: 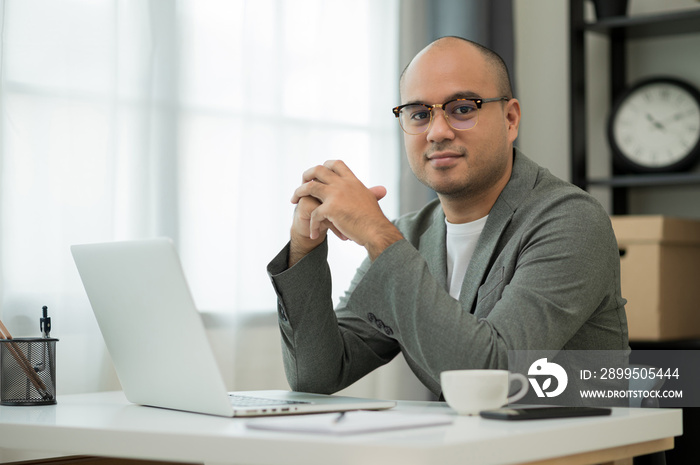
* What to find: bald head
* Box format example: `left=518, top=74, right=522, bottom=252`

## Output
left=400, top=37, right=513, bottom=100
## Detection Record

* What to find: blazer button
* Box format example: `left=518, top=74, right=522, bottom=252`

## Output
left=384, top=326, right=394, bottom=336
left=367, top=313, right=376, bottom=323
left=375, top=319, right=385, bottom=330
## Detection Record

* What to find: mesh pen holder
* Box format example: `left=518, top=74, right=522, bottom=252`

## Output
left=1, top=338, right=58, bottom=406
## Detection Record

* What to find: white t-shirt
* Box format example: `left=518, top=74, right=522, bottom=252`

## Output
left=445, top=215, right=488, bottom=299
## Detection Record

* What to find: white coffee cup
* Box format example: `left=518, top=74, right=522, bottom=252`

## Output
left=440, top=369, right=529, bottom=415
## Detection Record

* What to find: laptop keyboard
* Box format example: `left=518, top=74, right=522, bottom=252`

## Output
left=228, top=394, right=310, bottom=407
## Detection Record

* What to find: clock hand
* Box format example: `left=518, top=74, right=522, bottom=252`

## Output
left=645, top=113, right=666, bottom=131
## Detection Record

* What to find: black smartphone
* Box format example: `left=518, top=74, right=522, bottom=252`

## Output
left=480, top=406, right=612, bottom=421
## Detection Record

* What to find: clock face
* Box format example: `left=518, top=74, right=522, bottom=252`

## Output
left=611, top=79, right=700, bottom=172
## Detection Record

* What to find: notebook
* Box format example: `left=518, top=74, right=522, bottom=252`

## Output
left=246, top=411, right=453, bottom=435
left=71, top=238, right=396, bottom=417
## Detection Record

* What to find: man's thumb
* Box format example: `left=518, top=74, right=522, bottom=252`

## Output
left=369, top=185, right=387, bottom=201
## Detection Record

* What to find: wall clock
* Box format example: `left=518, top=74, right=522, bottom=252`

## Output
left=607, top=77, right=700, bottom=174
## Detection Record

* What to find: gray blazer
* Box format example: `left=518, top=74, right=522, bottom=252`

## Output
left=268, top=150, right=629, bottom=397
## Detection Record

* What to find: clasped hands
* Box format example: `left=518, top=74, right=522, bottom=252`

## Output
left=289, top=160, right=403, bottom=265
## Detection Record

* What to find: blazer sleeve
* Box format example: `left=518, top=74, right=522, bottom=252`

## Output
left=267, top=239, right=401, bottom=394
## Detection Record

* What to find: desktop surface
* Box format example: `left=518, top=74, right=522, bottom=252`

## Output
left=0, top=391, right=683, bottom=465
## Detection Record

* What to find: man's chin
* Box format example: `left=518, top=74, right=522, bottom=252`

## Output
left=429, top=180, right=471, bottom=198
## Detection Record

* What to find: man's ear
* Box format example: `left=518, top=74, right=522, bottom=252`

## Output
left=505, top=98, right=521, bottom=143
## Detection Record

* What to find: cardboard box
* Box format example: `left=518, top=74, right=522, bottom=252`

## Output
left=611, top=215, right=700, bottom=341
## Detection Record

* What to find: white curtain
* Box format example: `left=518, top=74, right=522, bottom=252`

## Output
left=0, top=0, right=399, bottom=394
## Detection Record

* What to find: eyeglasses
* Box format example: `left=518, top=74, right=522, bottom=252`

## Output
left=392, top=97, right=509, bottom=135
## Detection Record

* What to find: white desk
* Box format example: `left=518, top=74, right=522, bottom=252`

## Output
left=0, top=391, right=682, bottom=465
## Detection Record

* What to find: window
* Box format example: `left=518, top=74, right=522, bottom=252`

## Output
left=0, top=0, right=400, bottom=321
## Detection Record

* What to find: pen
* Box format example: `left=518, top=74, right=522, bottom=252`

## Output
left=40, top=306, right=51, bottom=338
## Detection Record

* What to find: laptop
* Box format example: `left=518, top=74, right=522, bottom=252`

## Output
left=71, top=237, right=396, bottom=417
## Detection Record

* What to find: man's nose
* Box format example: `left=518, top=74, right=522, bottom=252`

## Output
left=426, top=108, right=456, bottom=143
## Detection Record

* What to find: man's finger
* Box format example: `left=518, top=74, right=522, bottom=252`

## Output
left=369, top=185, right=387, bottom=201
left=291, top=179, right=327, bottom=204
left=308, top=203, right=330, bottom=240
left=322, top=159, right=352, bottom=176
left=294, top=195, right=321, bottom=219
left=301, top=164, right=339, bottom=184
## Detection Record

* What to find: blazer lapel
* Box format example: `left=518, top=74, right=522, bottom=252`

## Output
left=458, top=198, right=514, bottom=312
left=419, top=206, right=448, bottom=291
left=458, top=149, right=540, bottom=312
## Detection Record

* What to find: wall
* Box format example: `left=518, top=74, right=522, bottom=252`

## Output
left=514, top=0, right=700, bottom=217
left=513, top=0, right=570, bottom=182
left=513, top=0, right=569, bottom=181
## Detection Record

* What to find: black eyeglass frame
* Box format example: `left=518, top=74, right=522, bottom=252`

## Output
left=392, top=97, right=510, bottom=134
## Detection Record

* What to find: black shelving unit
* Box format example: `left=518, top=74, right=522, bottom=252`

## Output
left=570, top=4, right=700, bottom=463
left=569, top=2, right=700, bottom=214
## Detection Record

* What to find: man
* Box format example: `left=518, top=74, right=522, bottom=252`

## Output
left=267, top=37, right=628, bottom=397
